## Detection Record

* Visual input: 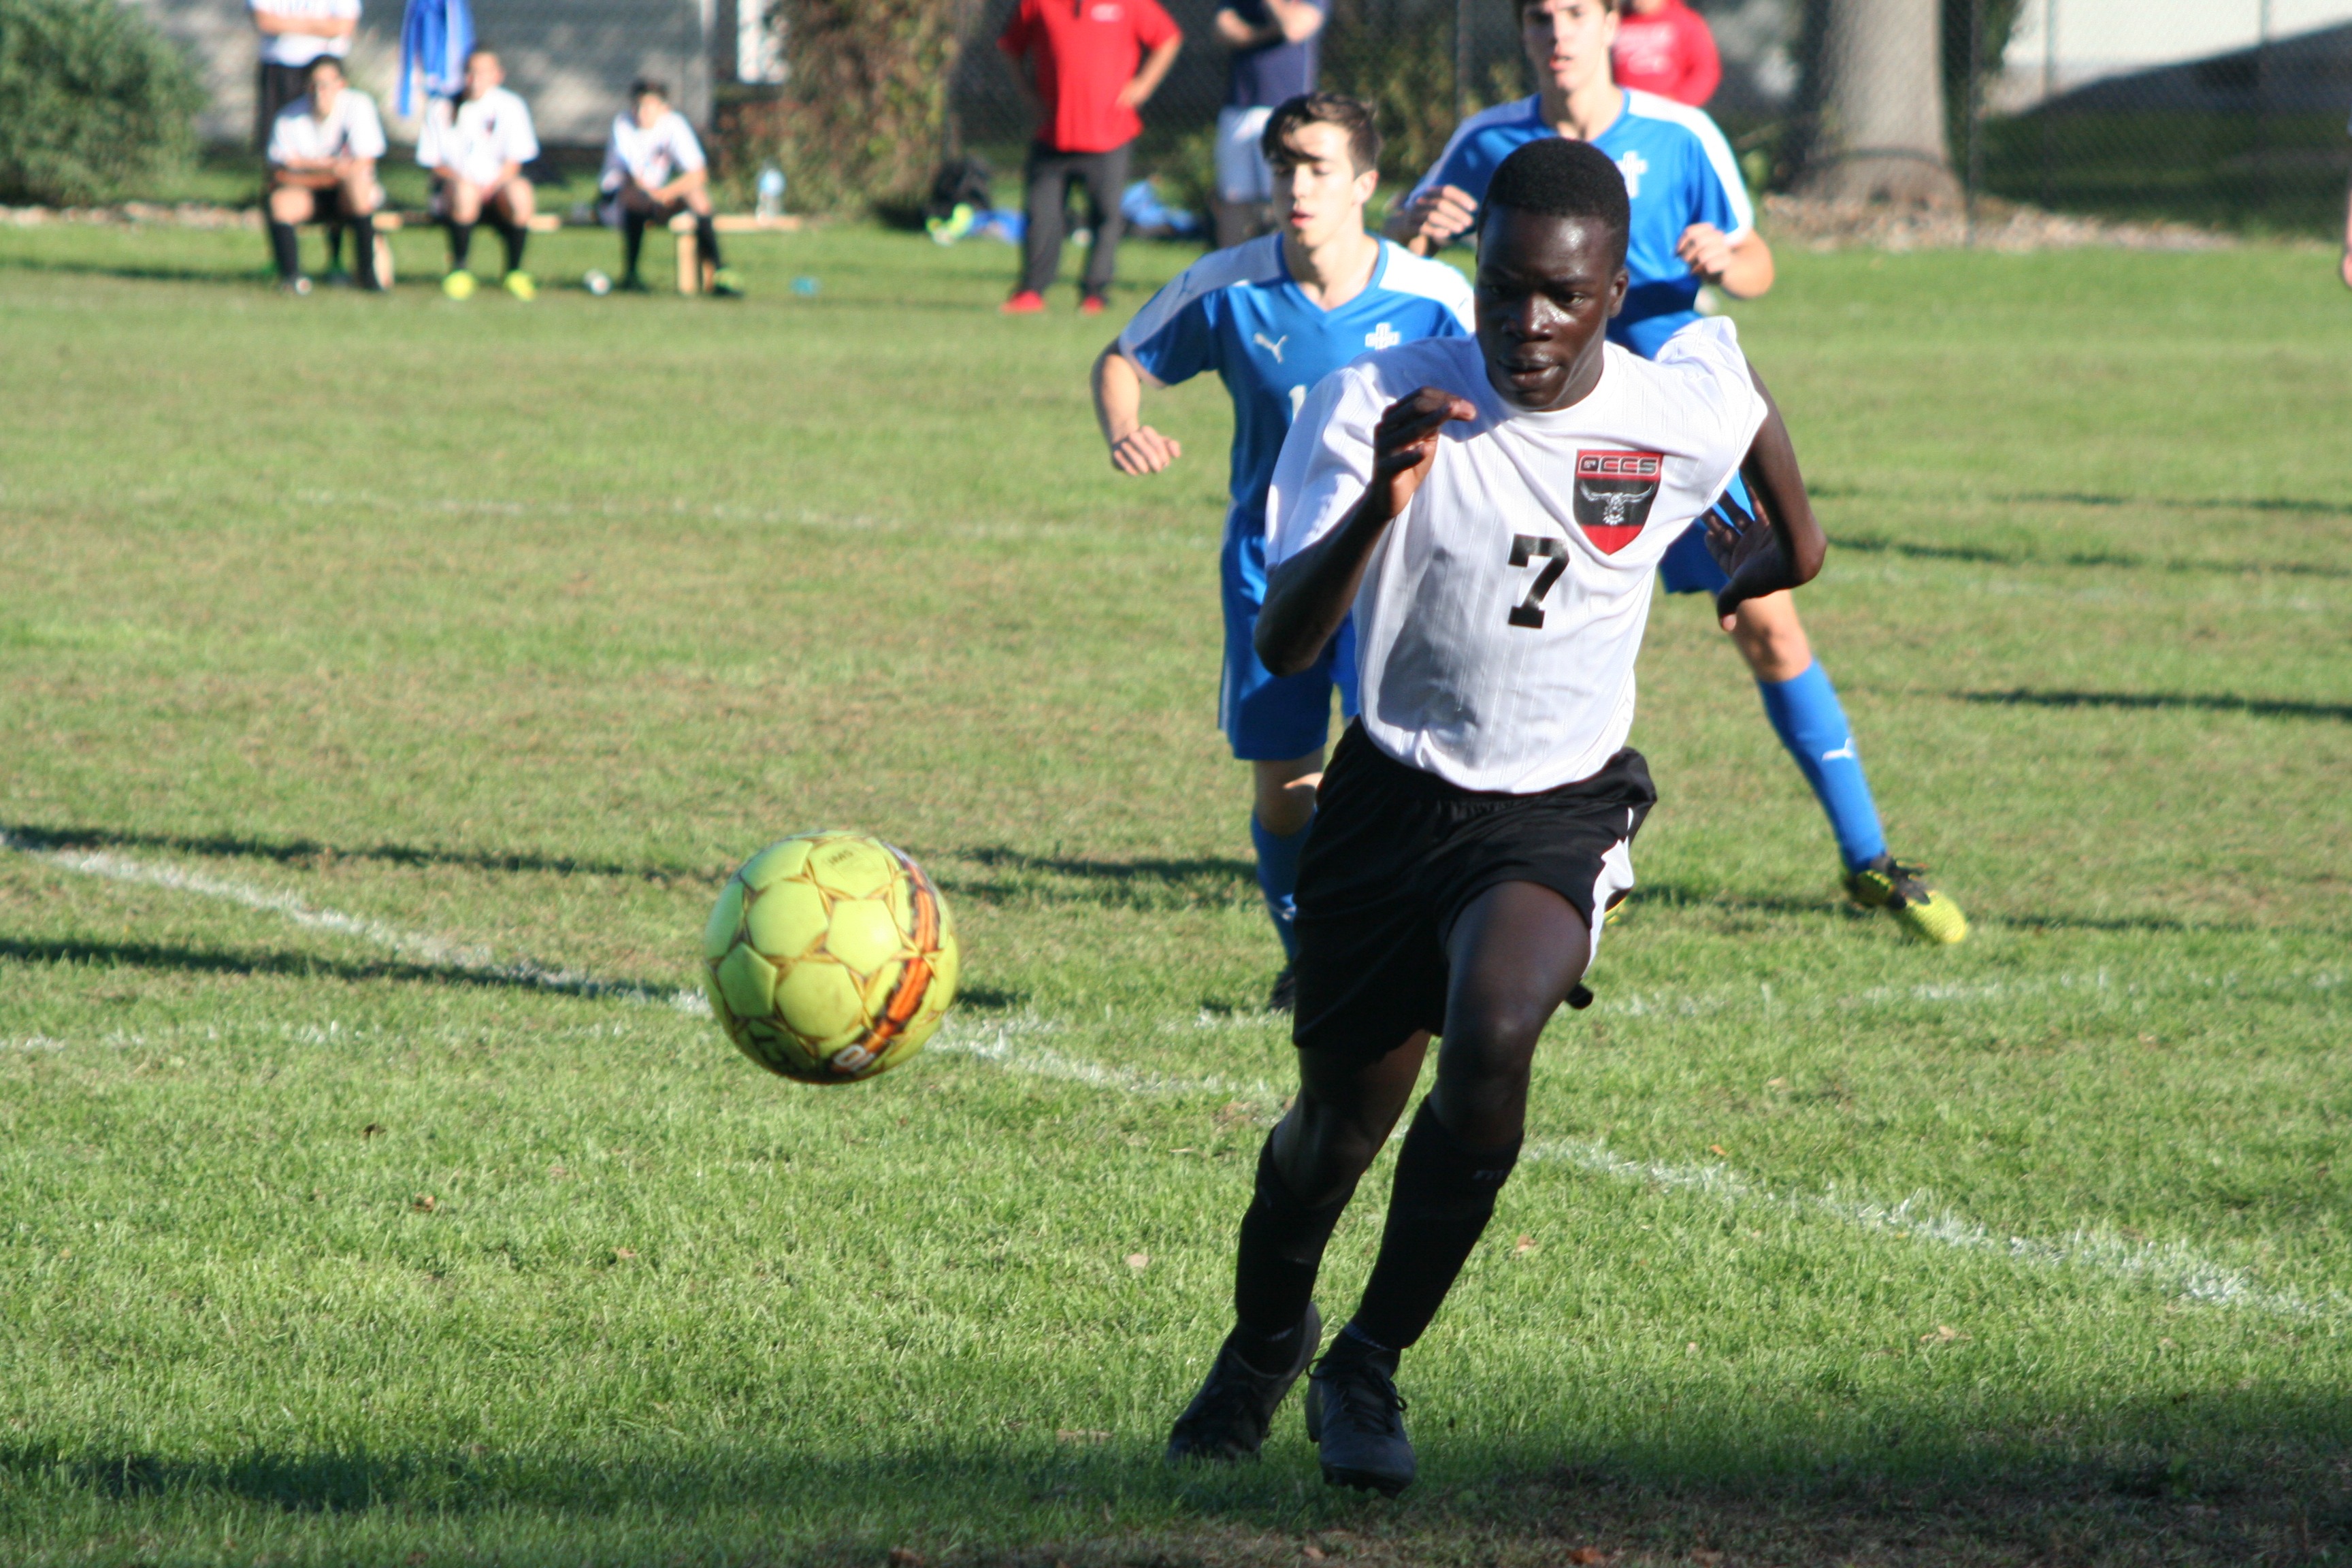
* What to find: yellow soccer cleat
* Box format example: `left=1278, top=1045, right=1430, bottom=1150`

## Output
left=503, top=270, right=536, bottom=301
left=1845, top=855, right=1968, bottom=945
left=442, top=269, right=477, bottom=300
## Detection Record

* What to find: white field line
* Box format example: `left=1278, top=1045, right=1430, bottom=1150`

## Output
left=7, top=830, right=2338, bottom=1318
left=0, top=829, right=708, bottom=1011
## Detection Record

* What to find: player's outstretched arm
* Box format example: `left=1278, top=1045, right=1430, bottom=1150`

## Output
left=1707, top=366, right=1827, bottom=630
left=1257, top=387, right=1474, bottom=675
left=1091, top=346, right=1183, bottom=475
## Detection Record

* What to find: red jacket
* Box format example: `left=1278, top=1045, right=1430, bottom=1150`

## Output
left=1611, top=0, right=1720, bottom=108
left=1000, top=0, right=1182, bottom=154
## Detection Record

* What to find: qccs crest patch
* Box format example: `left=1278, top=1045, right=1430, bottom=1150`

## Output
left=1573, top=450, right=1664, bottom=555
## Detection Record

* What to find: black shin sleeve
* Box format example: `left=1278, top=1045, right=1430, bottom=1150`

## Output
left=267, top=220, right=301, bottom=280
left=696, top=214, right=721, bottom=270
left=349, top=214, right=378, bottom=288
left=1348, top=1098, right=1522, bottom=1352
left=622, top=212, right=647, bottom=278
left=496, top=218, right=527, bottom=275
left=446, top=220, right=474, bottom=272
left=1233, top=1135, right=1356, bottom=1346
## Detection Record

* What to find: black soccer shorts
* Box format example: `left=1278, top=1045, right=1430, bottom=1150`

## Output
left=1290, top=723, right=1655, bottom=1062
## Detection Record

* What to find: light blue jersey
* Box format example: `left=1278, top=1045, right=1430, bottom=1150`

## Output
left=1409, top=89, right=1751, bottom=357
left=1410, top=90, right=1755, bottom=595
left=1118, top=233, right=1474, bottom=761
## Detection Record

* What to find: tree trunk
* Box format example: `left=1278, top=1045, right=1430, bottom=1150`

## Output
left=1797, top=0, right=1962, bottom=208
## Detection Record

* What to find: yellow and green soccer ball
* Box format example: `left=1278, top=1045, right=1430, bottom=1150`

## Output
left=702, top=830, right=960, bottom=1084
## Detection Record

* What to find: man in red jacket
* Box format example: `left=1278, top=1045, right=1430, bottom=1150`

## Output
left=1000, top=0, right=1185, bottom=316
left=1609, top=0, right=1719, bottom=107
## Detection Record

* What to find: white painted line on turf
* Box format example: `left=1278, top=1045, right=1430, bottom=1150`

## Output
left=0, top=830, right=708, bottom=1011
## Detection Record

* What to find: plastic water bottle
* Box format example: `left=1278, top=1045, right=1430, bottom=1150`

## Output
left=756, top=166, right=785, bottom=221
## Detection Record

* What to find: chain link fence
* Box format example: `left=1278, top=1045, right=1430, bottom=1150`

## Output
left=941, top=0, right=2351, bottom=234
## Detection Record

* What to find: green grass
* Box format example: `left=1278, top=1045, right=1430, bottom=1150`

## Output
left=1, top=223, right=2349, bottom=1567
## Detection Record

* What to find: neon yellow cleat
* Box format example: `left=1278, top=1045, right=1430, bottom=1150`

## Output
left=1845, top=855, right=1969, bottom=945
left=503, top=270, right=536, bottom=301
left=442, top=270, right=477, bottom=300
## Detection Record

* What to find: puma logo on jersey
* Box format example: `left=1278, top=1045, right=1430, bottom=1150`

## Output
left=1572, top=449, right=1663, bottom=553
left=1822, top=739, right=1859, bottom=764
left=1616, top=150, right=1648, bottom=198
left=1253, top=333, right=1289, bottom=363
left=1365, top=322, right=1401, bottom=350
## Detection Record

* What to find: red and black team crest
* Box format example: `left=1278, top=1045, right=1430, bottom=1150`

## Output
left=1573, top=450, right=1665, bottom=555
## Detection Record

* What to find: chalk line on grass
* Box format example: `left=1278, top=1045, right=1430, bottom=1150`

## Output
left=7, top=829, right=2334, bottom=1319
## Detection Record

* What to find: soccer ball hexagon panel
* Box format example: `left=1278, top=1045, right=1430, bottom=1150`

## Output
left=702, top=830, right=960, bottom=1084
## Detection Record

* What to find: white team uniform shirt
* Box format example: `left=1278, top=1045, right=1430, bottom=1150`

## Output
left=266, top=89, right=387, bottom=166
left=600, top=110, right=706, bottom=193
left=1266, top=317, right=1766, bottom=794
left=416, top=87, right=540, bottom=187
left=250, top=0, right=358, bottom=67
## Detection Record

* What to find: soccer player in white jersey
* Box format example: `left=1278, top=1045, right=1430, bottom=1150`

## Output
left=1092, top=93, right=1473, bottom=1011
left=265, top=56, right=386, bottom=293
left=417, top=47, right=540, bottom=301
left=600, top=78, right=741, bottom=297
left=1387, top=0, right=1966, bottom=945
left=1164, top=137, right=1825, bottom=1495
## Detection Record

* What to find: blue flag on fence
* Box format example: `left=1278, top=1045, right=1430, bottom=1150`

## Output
left=399, top=0, right=474, bottom=116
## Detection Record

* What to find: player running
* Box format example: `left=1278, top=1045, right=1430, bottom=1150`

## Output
left=1164, top=136, right=1825, bottom=1495
left=1091, top=92, right=1473, bottom=1009
left=1387, top=0, right=1965, bottom=944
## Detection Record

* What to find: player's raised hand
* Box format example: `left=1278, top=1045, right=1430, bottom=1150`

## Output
left=1368, top=387, right=1477, bottom=519
left=1676, top=223, right=1736, bottom=282
left=1108, top=424, right=1183, bottom=476
left=1396, top=186, right=1479, bottom=255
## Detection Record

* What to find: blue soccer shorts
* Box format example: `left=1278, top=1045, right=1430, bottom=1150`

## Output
left=1221, top=519, right=1359, bottom=762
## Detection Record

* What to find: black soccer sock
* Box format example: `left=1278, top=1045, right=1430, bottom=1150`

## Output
left=349, top=214, right=378, bottom=289
left=267, top=220, right=301, bottom=281
left=446, top=219, right=475, bottom=272
left=1347, top=1098, right=1522, bottom=1352
left=323, top=221, right=344, bottom=272
left=621, top=212, right=647, bottom=280
left=496, top=218, right=527, bottom=276
left=696, top=214, right=722, bottom=271
left=1232, top=1135, right=1356, bottom=1362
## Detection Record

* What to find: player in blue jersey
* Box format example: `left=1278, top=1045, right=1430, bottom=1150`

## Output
left=1093, top=92, right=1475, bottom=1007
left=1387, top=0, right=1966, bottom=944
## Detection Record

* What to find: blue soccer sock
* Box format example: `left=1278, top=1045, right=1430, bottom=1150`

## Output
left=1250, top=813, right=1311, bottom=960
left=1757, top=662, right=1887, bottom=872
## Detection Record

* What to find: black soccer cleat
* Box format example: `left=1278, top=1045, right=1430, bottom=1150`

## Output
left=1165, top=1303, right=1320, bottom=1466
left=1304, top=1335, right=1416, bottom=1496
left=1265, top=961, right=1298, bottom=1013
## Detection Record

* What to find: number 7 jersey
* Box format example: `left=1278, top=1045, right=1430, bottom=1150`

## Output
left=1265, top=316, right=1766, bottom=794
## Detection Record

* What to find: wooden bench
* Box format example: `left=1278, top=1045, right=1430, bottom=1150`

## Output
left=667, top=212, right=802, bottom=295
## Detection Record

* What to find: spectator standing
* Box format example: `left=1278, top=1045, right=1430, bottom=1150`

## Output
left=250, top=0, right=360, bottom=148
left=265, top=56, right=387, bottom=293
left=600, top=78, right=741, bottom=297
left=417, top=47, right=540, bottom=300
left=998, top=0, right=1184, bottom=316
left=1609, top=0, right=1718, bottom=107
left=1211, top=0, right=1328, bottom=249
left=2341, top=111, right=2351, bottom=288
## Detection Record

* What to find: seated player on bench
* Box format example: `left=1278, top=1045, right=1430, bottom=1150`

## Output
left=264, top=56, right=386, bottom=294
left=416, top=46, right=540, bottom=300
left=599, top=78, right=742, bottom=297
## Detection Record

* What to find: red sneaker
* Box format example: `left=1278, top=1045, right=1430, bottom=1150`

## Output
left=1078, top=293, right=1107, bottom=316
left=1000, top=290, right=1047, bottom=315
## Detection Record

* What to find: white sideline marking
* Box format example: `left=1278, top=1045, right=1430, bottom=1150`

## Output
left=4, top=830, right=2334, bottom=1318
left=0, top=830, right=707, bottom=1011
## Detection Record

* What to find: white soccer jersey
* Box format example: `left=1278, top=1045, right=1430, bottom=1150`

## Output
left=600, top=110, right=706, bottom=193
left=417, top=87, right=540, bottom=186
left=1265, top=318, right=1766, bottom=794
left=250, top=0, right=358, bottom=67
left=266, top=89, right=387, bottom=166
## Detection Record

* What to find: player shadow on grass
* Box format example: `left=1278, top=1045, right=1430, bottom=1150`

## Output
left=2, top=821, right=714, bottom=886
left=14, top=1393, right=2352, bottom=1564
left=940, top=846, right=1259, bottom=912
left=0, top=256, right=287, bottom=287
left=1837, top=534, right=2352, bottom=580
left=1958, top=689, right=2352, bottom=724
left=1628, top=879, right=2230, bottom=935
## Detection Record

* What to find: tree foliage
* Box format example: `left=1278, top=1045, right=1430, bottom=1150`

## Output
left=719, top=0, right=962, bottom=216
left=0, top=0, right=203, bottom=207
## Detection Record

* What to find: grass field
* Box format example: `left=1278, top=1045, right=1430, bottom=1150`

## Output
left=2, top=221, right=2349, bottom=1567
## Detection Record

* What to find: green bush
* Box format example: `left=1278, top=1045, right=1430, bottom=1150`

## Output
left=0, top=0, right=203, bottom=207
left=717, top=0, right=960, bottom=217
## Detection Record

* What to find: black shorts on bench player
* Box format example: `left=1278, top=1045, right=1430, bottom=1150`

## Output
left=1162, top=137, right=1828, bottom=1496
